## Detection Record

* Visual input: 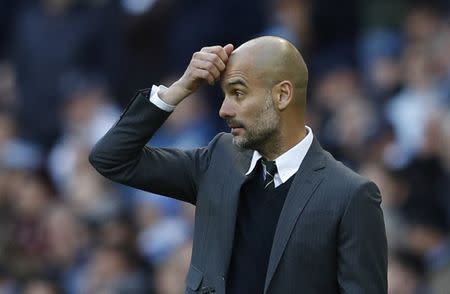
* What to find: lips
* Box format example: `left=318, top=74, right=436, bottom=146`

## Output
left=231, top=127, right=243, bottom=136
left=226, top=119, right=244, bottom=135
left=229, top=124, right=244, bottom=136
left=226, top=120, right=244, bottom=129
left=228, top=124, right=243, bottom=129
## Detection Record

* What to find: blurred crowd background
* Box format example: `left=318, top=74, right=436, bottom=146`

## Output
left=0, top=0, right=449, bottom=293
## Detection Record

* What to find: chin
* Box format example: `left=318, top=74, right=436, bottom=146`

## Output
left=232, top=136, right=247, bottom=149
left=233, top=136, right=258, bottom=150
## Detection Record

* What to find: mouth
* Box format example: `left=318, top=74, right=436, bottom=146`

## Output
left=229, top=125, right=244, bottom=136
left=227, top=120, right=245, bottom=135
left=230, top=127, right=243, bottom=135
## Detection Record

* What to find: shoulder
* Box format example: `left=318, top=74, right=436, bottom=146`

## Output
left=320, top=148, right=379, bottom=205
left=206, top=132, right=229, bottom=152
left=200, top=132, right=232, bottom=164
left=203, top=133, right=252, bottom=173
left=207, top=132, right=245, bottom=156
left=324, top=151, right=368, bottom=187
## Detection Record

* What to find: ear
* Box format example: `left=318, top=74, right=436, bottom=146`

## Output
left=272, top=81, right=293, bottom=111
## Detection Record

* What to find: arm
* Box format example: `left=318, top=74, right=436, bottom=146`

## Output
left=89, top=90, right=218, bottom=204
left=89, top=44, right=234, bottom=205
left=337, top=182, right=388, bottom=294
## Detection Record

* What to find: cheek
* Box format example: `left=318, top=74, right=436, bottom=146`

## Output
left=240, top=100, right=263, bottom=120
left=240, top=111, right=258, bottom=128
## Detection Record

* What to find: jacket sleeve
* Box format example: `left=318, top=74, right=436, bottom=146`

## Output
left=88, top=89, right=219, bottom=205
left=337, top=181, right=388, bottom=294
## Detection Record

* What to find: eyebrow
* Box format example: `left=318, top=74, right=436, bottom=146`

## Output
left=223, top=78, right=248, bottom=89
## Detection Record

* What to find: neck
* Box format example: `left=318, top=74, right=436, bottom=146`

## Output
left=258, top=123, right=307, bottom=160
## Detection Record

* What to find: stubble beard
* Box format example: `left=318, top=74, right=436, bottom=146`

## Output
left=232, top=94, right=280, bottom=151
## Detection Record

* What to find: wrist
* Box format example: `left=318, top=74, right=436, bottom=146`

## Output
left=157, top=80, right=190, bottom=106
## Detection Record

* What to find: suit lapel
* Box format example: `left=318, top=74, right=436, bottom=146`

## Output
left=217, top=145, right=252, bottom=276
left=263, top=139, right=326, bottom=293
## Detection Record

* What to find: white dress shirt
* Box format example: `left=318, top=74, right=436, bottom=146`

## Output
left=149, top=85, right=314, bottom=188
left=149, top=85, right=176, bottom=112
left=245, top=127, right=313, bottom=187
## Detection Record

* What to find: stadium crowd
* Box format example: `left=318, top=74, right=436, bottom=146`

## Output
left=0, top=0, right=449, bottom=293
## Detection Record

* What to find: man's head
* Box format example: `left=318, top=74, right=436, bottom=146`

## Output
left=219, top=36, right=308, bottom=155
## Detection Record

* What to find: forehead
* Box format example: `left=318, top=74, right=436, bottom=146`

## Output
left=221, top=51, right=256, bottom=88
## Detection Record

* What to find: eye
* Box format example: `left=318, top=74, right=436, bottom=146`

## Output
left=234, top=90, right=244, bottom=98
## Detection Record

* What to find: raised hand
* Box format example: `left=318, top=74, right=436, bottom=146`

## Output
left=159, top=44, right=234, bottom=106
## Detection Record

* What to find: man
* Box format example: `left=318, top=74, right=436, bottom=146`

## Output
left=89, top=36, right=387, bottom=294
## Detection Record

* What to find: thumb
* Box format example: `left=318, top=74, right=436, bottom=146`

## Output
left=224, top=44, right=234, bottom=56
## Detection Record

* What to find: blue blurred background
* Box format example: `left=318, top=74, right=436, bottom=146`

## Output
left=0, top=0, right=449, bottom=293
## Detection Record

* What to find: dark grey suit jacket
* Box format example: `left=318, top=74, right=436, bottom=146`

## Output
left=89, top=89, right=388, bottom=294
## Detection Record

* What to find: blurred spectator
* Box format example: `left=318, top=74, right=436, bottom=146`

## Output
left=431, top=22, right=450, bottom=101
left=22, top=277, right=60, bottom=294
left=81, top=244, right=149, bottom=294
left=0, top=61, right=17, bottom=110
left=358, top=29, right=403, bottom=104
left=23, top=278, right=59, bottom=294
left=117, top=0, right=175, bottom=100
left=0, top=274, right=16, bottom=294
left=308, top=65, right=380, bottom=167
left=64, top=148, right=122, bottom=225
left=404, top=2, right=443, bottom=44
left=359, top=0, right=409, bottom=29
left=388, top=252, right=426, bottom=294
left=165, top=0, right=267, bottom=72
left=0, top=0, right=19, bottom=59
left=47, top=70, right=120, bottom=193
left=428, top=239, right=450, bottom=294
left=136, top=211, right=191, bottom=266
left=263, top=0, right=312, bottom=48
left=154, top=241, right=192, bottom=294
left=385, top=43, right=446, bottom=167
left=43, top=204, right=88, bottom=294
left=12, top=0, right=121, bottom=149
left=5, top=171, right=54, bottom=279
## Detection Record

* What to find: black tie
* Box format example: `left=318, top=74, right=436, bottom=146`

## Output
left=261, top=158, right=278, bottom=190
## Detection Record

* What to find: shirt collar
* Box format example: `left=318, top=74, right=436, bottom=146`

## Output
left=245, top=126, right=314, bottom=183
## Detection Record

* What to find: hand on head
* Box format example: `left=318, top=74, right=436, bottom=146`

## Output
left=159, top=44, right=234, bottom=106
left=190, top=44, right=234, bottom=86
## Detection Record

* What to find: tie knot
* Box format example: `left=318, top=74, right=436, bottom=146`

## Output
left=261, top=158, right=277, bottom=190
left=261, top=158, right=277, bottom=177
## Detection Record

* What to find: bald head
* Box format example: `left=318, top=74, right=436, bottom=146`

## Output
left=229, top=36, right=308, bottom=105
left=219, top=36, right=309, bottom=158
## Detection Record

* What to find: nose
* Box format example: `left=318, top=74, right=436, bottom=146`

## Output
left=219, top=96, right=236, bottom=119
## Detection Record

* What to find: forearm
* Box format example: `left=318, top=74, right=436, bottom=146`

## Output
left=157, top=80, right=192, bottom=106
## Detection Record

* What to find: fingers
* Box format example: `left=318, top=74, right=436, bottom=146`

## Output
left=195, top=68, right=215, bottom=85
left=191, top=59, right=220, bottom=81
left=191, top=45, right=233, bottom=84
left=201, top=45, right=231, bottom=64
left=199, top=69, right=217, bottom=86
left=180, top=44, right=234, bottom=91
left=223, top=44, right=234, bottom=56
left=193, top=52, right=225, bottom=73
